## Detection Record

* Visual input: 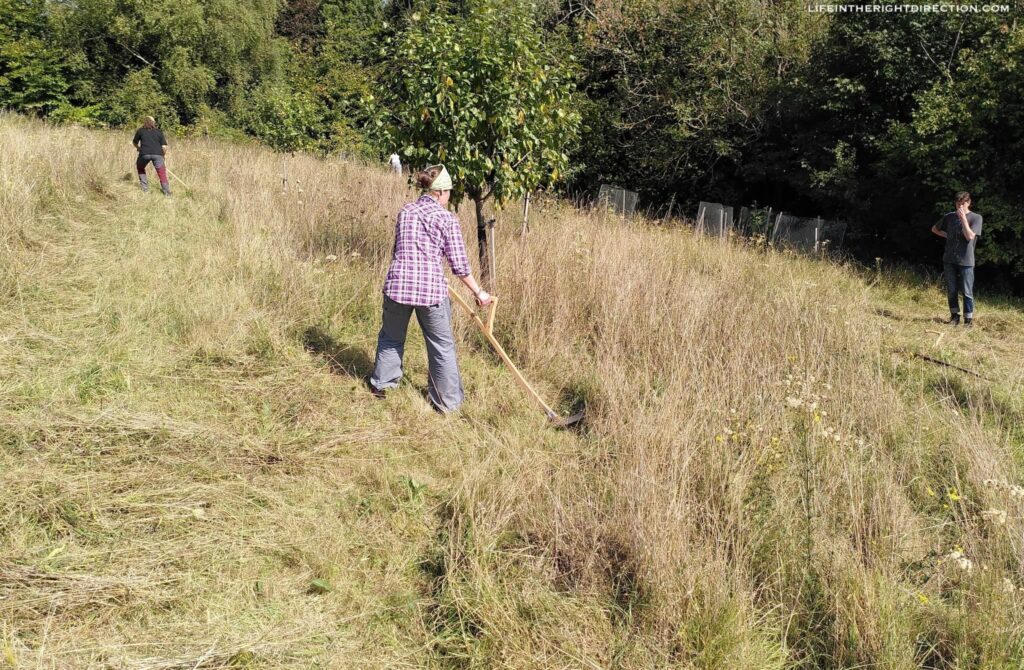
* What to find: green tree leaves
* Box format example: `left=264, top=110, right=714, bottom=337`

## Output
left=239, top=84, right=329, bottom=153
left=0, top=0, right=70, bottom=113
left=100, top=68, right=178, bottom=128
left=51, top=0, right=290, bottom=125
left=570, top=0, right=825, bottom=205
left=373, top=0, right=580, bottom=208
left=894, top=26, right=1024, bottom=273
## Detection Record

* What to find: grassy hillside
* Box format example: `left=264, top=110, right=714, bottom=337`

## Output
left=2, top=115, right=1023, bottom=669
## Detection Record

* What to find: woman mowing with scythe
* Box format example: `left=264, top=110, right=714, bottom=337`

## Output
left=368, top=165, right=492, bottom=412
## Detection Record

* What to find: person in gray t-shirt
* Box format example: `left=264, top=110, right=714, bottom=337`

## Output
left=931, top=191, right=982, bottom=326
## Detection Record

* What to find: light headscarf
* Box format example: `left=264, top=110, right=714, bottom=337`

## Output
left=427, top=164, right=453, bottom=192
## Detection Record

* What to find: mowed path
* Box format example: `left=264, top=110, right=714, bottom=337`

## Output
left=0, top=138, right=532, bottom=668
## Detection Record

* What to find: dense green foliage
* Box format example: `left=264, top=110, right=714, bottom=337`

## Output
left=0, top=0, right=1021, bottom=284
left=894, top=25, right=1024, bottom=274
left=51, top=0, right=290, bottom=128
left=0, top=0, right=70, bottom=113
left=569, top=0, right=824, bottom=205
left=752, top=9, right=1022, bottom=280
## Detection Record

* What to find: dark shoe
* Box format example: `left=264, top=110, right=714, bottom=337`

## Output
left=365, top=378, right=386, bottom=399
left=964, top=318, right=973, bottom=328
left=947, top=315, right=960, bottom=326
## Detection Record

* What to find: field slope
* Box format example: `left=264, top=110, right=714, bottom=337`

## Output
left=2, top=116, right=1024, bottom=669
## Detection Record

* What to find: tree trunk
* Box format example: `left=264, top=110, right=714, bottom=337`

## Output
left=474, top=195, right=490, bottom=287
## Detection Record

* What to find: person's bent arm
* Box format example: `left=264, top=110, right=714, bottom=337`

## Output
left=957, top=208, right=976, bottom=241
left=443, top=215, right=492, bottom=305
left=931, top=221, right=947, bottom=238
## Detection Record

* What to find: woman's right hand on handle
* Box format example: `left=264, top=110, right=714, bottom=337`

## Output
left=458, top=274, right=492, bottom=306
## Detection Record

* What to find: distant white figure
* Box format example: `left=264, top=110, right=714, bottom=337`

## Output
left=388, top=153, right=402, bottom=175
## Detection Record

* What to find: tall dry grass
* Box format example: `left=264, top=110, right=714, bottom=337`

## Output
left=2, top=114, right=1023, bottom=668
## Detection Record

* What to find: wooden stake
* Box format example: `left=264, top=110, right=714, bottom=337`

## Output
left=520, top=193, right=531, bottom=237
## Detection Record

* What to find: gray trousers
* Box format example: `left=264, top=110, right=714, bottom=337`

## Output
left=136, top=154, right=170, bottom=195
left=370, top=295, right=464, bottom=412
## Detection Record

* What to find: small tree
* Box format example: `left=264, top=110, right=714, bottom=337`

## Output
left=373, top=0, right=579, bottom=286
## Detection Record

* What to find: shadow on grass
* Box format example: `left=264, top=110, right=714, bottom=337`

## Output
left=302, top=326, right=374, bottom=379
left=874, top=307, right=952, bottom=325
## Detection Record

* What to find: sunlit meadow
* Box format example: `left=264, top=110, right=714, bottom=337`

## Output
left=2, top=115, right=1024, bottom=668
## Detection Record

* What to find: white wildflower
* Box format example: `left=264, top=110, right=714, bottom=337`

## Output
left=785, top=396, right=803, bottom=408
left=981, top=509, right=1008, bottom=525
left=325, top=254, right=338, bottom=262
left=1002, top=578, right=1016, bottom=593
left=947, top=549, right=973, bottom=572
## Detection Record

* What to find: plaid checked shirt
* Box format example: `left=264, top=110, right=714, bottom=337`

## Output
left=383, top=195, right=471, bottom=306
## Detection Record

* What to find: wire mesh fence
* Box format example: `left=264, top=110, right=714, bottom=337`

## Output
left=696, top=201, right=734, bottom=238
left=819, top=218, right=848, bottom=250
left=593, top=184, right=847, bottom=255
left=597, top=185, right=639, bottom=217
left=771, top=214, right=848, bottom=253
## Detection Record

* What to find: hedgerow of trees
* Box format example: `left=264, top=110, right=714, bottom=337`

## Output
left=0, top=0, right=1021, bottom=285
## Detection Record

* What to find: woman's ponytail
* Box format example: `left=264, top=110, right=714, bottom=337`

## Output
left=413, top=165, right=442, bottom=191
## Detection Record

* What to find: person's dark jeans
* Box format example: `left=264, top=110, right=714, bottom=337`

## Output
left=944, top=263, right=975, bottom=319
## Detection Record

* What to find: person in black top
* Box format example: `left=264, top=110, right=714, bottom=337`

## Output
left=132, top=116, right=170, bottom=195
